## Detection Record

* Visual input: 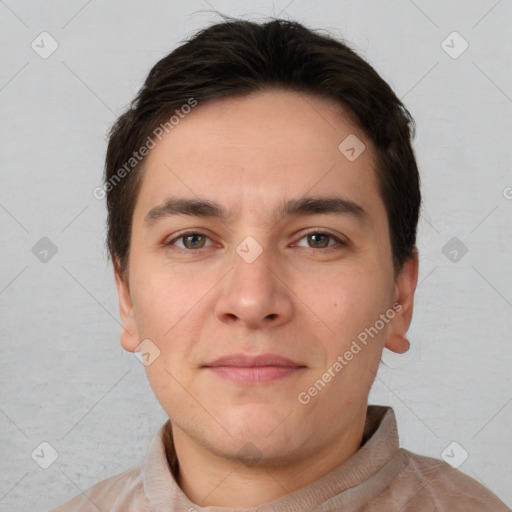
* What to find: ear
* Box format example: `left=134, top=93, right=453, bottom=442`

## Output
left=113, top=260, right=140, bottom=353
left=384, top=250, right=419, bottom=354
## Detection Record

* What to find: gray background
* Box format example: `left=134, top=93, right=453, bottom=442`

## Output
left=1, top=0, right=511, bottom=510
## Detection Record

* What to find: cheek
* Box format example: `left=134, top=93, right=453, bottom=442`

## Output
left=131, top=268, right=201, bottom=339
left=302, top=266, right=391, bottom=338
left=135, top=278, right=198, bottom=416
left=305, top=269, right=393, bottom=397
left=130, top=269, right=209, bottom=387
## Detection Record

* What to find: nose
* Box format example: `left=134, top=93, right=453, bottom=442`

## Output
left=214, top=247, right=294, bottom=330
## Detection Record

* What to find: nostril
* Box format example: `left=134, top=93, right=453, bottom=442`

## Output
left=265, top=314, right=278, bottom=320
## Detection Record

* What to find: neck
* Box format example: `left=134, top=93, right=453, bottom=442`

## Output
left=166, top=411, right=367, bottom=508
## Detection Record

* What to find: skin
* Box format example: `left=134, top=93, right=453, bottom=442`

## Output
left=114, top=90, right=418, bottom=507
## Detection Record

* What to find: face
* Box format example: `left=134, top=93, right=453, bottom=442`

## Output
left=115, top=90, right=417, bottom=466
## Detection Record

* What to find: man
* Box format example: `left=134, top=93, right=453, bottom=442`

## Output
left=53, top=16, right=508, bottom=511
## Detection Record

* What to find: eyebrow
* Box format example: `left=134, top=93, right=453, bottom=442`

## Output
left=279, top=196, right=366, bottom=220
left=143, top=195, right=367, bottom=228
left=144, top=198, right=225, bottom=227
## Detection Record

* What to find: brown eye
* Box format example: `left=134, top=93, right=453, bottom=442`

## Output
left=307, top=233, right=331, bottom=248
left=294, top=231, right=346, bottom=250
left=181, top=234, right=206, bottom=249
left=167, top=232, right=212, bottom=250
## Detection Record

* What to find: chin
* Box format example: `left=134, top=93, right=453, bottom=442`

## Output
left=221, top=402, right=291, bottom=436
left=217, top=433, right=304, bottom=468
left=217, top=406, right=310, bottom=456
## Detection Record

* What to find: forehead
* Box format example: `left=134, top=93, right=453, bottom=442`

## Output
left=133, top=90, right=382, bottom=222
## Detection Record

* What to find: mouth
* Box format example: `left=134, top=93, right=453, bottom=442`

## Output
left=202, top=353, right=307, bottom=385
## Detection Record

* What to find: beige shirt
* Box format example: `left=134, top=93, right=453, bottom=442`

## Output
left=51, top=406, right=509, bottom=511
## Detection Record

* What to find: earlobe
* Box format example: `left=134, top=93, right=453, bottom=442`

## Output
left=113, top=262, right=140, bottom=352
left=385, top=332, right=410, bottom=354
left=384, top=251, right=419, bottom=354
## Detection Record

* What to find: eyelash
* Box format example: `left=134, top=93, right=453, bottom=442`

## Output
left=294, top=229, right=347, bottom=251
left=164, top=229, right=347, bottom=252
left=165, top=231, right=216, bottom=251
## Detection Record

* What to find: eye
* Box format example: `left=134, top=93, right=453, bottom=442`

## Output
left=166, top=232, right=213, bottom=250
left=294, top=231, right=345, bottom=249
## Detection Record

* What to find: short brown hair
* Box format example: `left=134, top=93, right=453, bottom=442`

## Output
left=104, top=17, right=420, bottom=280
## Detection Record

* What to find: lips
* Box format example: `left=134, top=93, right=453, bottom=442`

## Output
left=203, top=353, right=306, bottom=384
left=204, top=353, right=304, bottom=368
